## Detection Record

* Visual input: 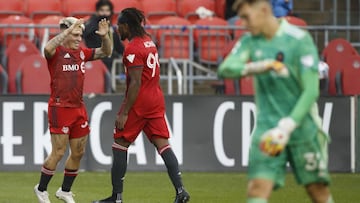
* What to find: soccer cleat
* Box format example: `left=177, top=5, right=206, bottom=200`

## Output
left=34, top=184, right=51, bottom=203
left=55, top=188, right=75, bottom=203
left=92, top=193, right=122, bottom=203
left=174, top=189, right=190, bottom=203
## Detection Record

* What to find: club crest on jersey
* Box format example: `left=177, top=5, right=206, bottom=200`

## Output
left=276, top=51, right=284, bottom=62
left=80, top=50, right=85, bottom=60
left=62, top=126, right=69, bottom=134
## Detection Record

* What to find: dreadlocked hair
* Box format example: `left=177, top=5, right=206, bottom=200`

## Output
left=121, top=7, right=149, bottom=38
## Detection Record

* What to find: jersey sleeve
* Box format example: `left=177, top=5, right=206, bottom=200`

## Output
left=218, top=35, right=251, bottom=78
left=123, top=45, right=144, bottom=68
left=289, top=33, right=320, bottom=124
left=82, top=47, right=95, bottom=61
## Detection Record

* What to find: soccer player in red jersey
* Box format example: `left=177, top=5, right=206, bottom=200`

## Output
left=34, top=17, right=112, bottom=203
left=94, top=8, right=190, bottom=203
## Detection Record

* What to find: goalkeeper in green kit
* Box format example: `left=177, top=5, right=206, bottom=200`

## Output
left=218, top=0, right=334, bottom=203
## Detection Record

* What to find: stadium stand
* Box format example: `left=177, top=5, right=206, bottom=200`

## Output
left=62, top=0, right=96, bottom=19
left=5, top=38, right=40, bottom=93
left=36, top=15, right=63, bottom=41
left=339, top=55, right=360, bottom=95
left=25, top=0, right=62, bottom=23
left=284, top=16, right=308, bottom=27
left=83, top=60, right=112, bottom=94
left=0, top=15, right=35, bottom=46
left=214, top=0, right=225, bottom=18
left=16, top=54, right=50, bottom=94
left=322, top=38, right=359, bottom=95
left=194, top=17, right=231, bottom=64
left=0, top=64, right=8, bottom=94
left=156, top=16, right=191, bottom=59
left=112, top=0, right=142, bottom=25
left=233, top=18, right=247, bottom=39
left=140, top=0, right=177, bottom=24
left=177, top=0, right=216, bottom=23
left=0, top=0, right=24, bottom=20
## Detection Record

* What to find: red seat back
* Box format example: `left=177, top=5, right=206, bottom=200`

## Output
left=177, top=0, right=215, bottom=23
left=0, top=0, right=24, bottom=20
left=25, top=0, right=62, bottom=23
left=284, top=16, right=307, bottom=27
left=240, top=77, right=254, bottom=95
left=341, top=55, right=360, bottom=95
left=17, top=54, right=50, bottom=94
left=140, top=0, right=177, bottom=24
left=84, top=60, right=110, bottom=94
left=322, top=38, right=358, bottom=95
left=156, top=16, right=191, bottom=58
left=112, top=0, right=142, bottom=25
left=194, top=17, right=230, bottom=64
left=62, top=0, right=96, bottom=18
left=0, top=15, right=35, bottom=45
left=6, top=38, right=40, bottom=93
left=36, top=15, right=63, bottom=40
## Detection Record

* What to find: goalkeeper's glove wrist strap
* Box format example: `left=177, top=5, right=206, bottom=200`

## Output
left=278, top=117, right=297, bottom=134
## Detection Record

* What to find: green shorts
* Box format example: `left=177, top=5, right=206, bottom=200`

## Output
left=248, top=131, right=330, bottom=189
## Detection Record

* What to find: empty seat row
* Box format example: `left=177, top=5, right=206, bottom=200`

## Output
left=0, top=0, right=224, bottom=24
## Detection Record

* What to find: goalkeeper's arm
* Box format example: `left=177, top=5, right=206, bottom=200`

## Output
left=218, top=36, right=285, bottom=78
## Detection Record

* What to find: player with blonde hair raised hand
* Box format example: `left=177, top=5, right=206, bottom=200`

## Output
left=218, top=0, right=334, bottom=203
left=33, top=17, right=112, bottom=203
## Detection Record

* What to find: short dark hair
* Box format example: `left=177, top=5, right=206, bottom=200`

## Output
left=232, top=0, right=269, bottom=11
left=95, top=0, right=114, bottom=13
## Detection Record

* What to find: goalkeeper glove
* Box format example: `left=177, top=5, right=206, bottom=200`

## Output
left=259, top=117, right=297, bottom=156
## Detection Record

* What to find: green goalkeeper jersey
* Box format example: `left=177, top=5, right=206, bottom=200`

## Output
left=219, top=20, right=325, bottom=144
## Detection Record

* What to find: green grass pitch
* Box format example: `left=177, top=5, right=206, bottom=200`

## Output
left=0, top=172, right=359, bottom=203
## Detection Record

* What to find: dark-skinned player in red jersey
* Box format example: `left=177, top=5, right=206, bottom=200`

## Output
left=93, top=8, right=190, bottom=203
left=33, top=17, right=112, bottom=203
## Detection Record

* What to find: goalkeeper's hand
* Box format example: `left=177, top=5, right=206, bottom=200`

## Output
left=259, top=117, right=296, bottom=156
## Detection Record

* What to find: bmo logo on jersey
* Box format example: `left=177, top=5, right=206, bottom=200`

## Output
left=62, top=62, right=86, bottom=73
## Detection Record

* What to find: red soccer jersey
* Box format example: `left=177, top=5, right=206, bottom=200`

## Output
left=47, top=46, right=94, bottom=107
left=122, top=35, right=165, bottom=118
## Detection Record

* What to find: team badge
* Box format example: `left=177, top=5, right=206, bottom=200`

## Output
left=62, top=126, right=69, bottom=134
left=275, top=51, right=284, bottom=62
left=80, top=50, right=85, bottom=60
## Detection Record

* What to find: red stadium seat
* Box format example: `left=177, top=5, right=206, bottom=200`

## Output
left=214, top=0, right=225, bottom=18
left=0, top=0, right=24, bottom=20
left=62, top=0, right=96, bottom=19
left=177, top=0, right=216, bottom=23
left=84, top=60, right=111, bottom=94
left=223, top=79, right=236, bottom=95
left=194, top=17, right=230, bottom=64
left=36, top=15, right=63, bottom=41
left=0, top=15, right=35, bottom=46
left=341, top=55, right=360, bottom=95
left=16, top=54, right=50, bottom=94
left=25, top=0, right=62, bottom=23
left=322, top=38, right=358, bottom=95
left=5, top=38, right=40, bottom=93
left=240, top=77, right=254, bottom=95
left=233, top=18, right=247, bottom=39
left=112, top=0, right=142, bottom=25
left=0, top=64, right=8, bottom=94
left=140, top=0, right=177, bottom=24
left=284, top=16, right=307, bottom=27
left=156, top=16, right=191, bottom=59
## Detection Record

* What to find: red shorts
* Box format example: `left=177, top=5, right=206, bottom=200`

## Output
left=48, top=104, right=90, bottom=139
left=114, top=109, right=170, bottom=143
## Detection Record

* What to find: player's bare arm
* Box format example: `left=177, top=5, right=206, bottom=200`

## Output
left=93, top=18, right=112, bottom=60
left=44, top=19, right=84, bottom=59
left=115, top=68, right=143, bottom=130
